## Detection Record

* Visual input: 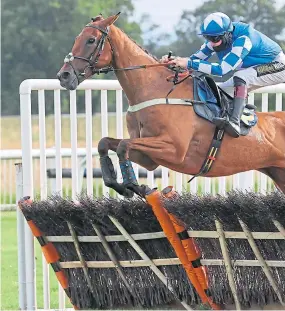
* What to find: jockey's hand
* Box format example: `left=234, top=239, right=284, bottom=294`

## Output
left=160, top=54, right=175, bottom=63
left=170, top=57, right=188, bottom=69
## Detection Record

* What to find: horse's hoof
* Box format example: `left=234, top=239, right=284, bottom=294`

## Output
left=138, top=184, right=152, bottom=197
left=122, top=188, right=134, bottom=198
left=107, top=182, right=134, bottom=198
left=125, top=184, right=151, bottom=198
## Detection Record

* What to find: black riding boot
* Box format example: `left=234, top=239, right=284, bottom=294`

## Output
left=213, top=76, right=247, bottom=138
left=225, top=77, right=247, bottom=138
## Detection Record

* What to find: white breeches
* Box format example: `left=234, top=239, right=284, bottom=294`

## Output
left=219, top=52, right=285, bottom=96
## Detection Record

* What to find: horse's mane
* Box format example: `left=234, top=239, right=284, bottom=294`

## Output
left=121, top=30, right=159, bottom=62
left=91, top=15, right=159, bottom=62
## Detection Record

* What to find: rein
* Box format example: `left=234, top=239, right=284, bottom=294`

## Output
left=64, top=23, right=190, bottom=84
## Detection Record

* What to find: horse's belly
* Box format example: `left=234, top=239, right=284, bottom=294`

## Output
left=183, top=126, right=284, bottom=176
left=161, top=124, right=284, bottom=177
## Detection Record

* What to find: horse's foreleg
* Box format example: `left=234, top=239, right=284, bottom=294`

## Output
left=98, top=137, right=158, bottom=197
left=98, top=137, right=121, bottom=156
left=98, top=137, right=134, bottom=197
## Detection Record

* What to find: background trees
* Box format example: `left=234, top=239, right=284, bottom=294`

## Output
left=1, top=0, right=142, bottom=115
left=1, top=0, right=285, bottom=115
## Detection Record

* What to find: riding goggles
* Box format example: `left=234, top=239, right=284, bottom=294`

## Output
left=203, top=34, right=224, bottom=43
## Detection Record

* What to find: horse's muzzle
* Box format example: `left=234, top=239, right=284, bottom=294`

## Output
left=57, top=67, right=79, bottom=90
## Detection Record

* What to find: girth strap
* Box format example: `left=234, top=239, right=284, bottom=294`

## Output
left=127, top=98, right=204, bottom=113
left=188, top=128, right=225, bottom=182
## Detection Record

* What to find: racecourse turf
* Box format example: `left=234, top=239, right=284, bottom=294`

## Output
left=1, top=211, right=72, bottom=310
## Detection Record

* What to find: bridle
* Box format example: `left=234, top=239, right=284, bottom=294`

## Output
left=64, top=23, right=113, bottom=81
left=63, top=22, right=190, bottom=85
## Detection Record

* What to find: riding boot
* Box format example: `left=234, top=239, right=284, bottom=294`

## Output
left=213, top=76, right=247, bottom=138
left=225, top=77, right=247, bottom=138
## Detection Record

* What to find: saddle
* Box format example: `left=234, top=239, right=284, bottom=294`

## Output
left=192, top=73, right=258, bottom=136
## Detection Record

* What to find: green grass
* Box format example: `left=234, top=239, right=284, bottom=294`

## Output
left=1, top=211, right=72, bottom=310
left=1, top=212, right=19, bottom=309
left=1, top=114, right=129, bottom=150
left=0, top=193, right=16, bottom=205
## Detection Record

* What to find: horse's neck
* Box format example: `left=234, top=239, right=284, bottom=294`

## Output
left=110, top=26, right=191, bottom=105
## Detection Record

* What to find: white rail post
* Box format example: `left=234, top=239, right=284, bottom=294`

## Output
left=204, top=177, right=211, bottom=194
left=3, top=159, right=7, bottom=204
left=147, top=170, right=155, bottom=189
left=38, top=90, right=50, bottom=310
left=20, top=80, right=36, bottom=310
left=85, top=89, right=93, bottom=196
left=70, top=90, right=79, bottom=200
left=275, top=93, right=282, bottom=111
left=190, top=176, right=197, bottom=194
left=218, top=176, right=226, bottom=195
left=241, top=93, right=255, bottom=192
left=9, top=160, right=13, bottom=204
left=175, top=172, right=183, bottom=193
left=54, top=90, right=63, bottom=196
left=55, top=91, right=66, bottom=310
left=232, top=174, right=240, bottom=190
left=101, top=90, right=109, bottom=196
left=161, top=167, right=169, bottom=189
left=16, top=163, right=27, bottom=310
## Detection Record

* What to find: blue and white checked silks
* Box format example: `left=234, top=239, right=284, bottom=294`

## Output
left=190, top=22, right=283, bottom=77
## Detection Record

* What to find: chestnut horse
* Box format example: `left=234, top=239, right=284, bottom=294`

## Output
left=57, top=13, right=285, bottom=196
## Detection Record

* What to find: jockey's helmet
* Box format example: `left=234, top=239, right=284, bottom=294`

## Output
left=199, top=12, right=234, bottom=37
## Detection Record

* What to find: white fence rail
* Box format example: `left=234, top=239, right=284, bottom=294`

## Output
left=1, top=148, right=108, bottom=209
left=2, top=79, right=285, bottom=310
left=2, top=81, right=285, bottom=210
left=0, top=147, right=165, bottom=209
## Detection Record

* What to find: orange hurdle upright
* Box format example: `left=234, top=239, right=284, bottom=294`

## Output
left=162, top=186, right=210, bottom=295
left=146, top=188, right=220, bottom=310
left=18, top=196, right=79, bottom=310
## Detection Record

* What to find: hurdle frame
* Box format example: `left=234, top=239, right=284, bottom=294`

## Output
left=17, top=79, right=285, bottom=310
left=17, top=190, right=285, bottom=310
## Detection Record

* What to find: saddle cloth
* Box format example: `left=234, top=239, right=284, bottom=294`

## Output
left=193, top=74, right=258, bottom=136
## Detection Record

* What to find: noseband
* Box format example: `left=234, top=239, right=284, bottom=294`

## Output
left=64, top=23, right=113, bottom=80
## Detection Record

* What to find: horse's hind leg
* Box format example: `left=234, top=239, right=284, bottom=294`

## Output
left=259, top=167, right=285, bottom=194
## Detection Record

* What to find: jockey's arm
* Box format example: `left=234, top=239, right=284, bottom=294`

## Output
left=190, top=42, right=215, bottom=61
left=189, top=36, right=253, bottom=77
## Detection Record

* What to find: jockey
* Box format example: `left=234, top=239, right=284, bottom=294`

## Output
left=161, top=12, right=285, bottom=138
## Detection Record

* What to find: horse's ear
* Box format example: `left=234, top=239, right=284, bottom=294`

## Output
left=91, top=14, right=104, bottom=22
left=102, top=12, right=121, bottom=27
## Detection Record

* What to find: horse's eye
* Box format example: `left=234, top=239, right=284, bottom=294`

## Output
left=87, top=38, right=95, bottom=44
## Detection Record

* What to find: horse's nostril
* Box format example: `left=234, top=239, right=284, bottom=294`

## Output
left=61, top=71, right=70, bottom=81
